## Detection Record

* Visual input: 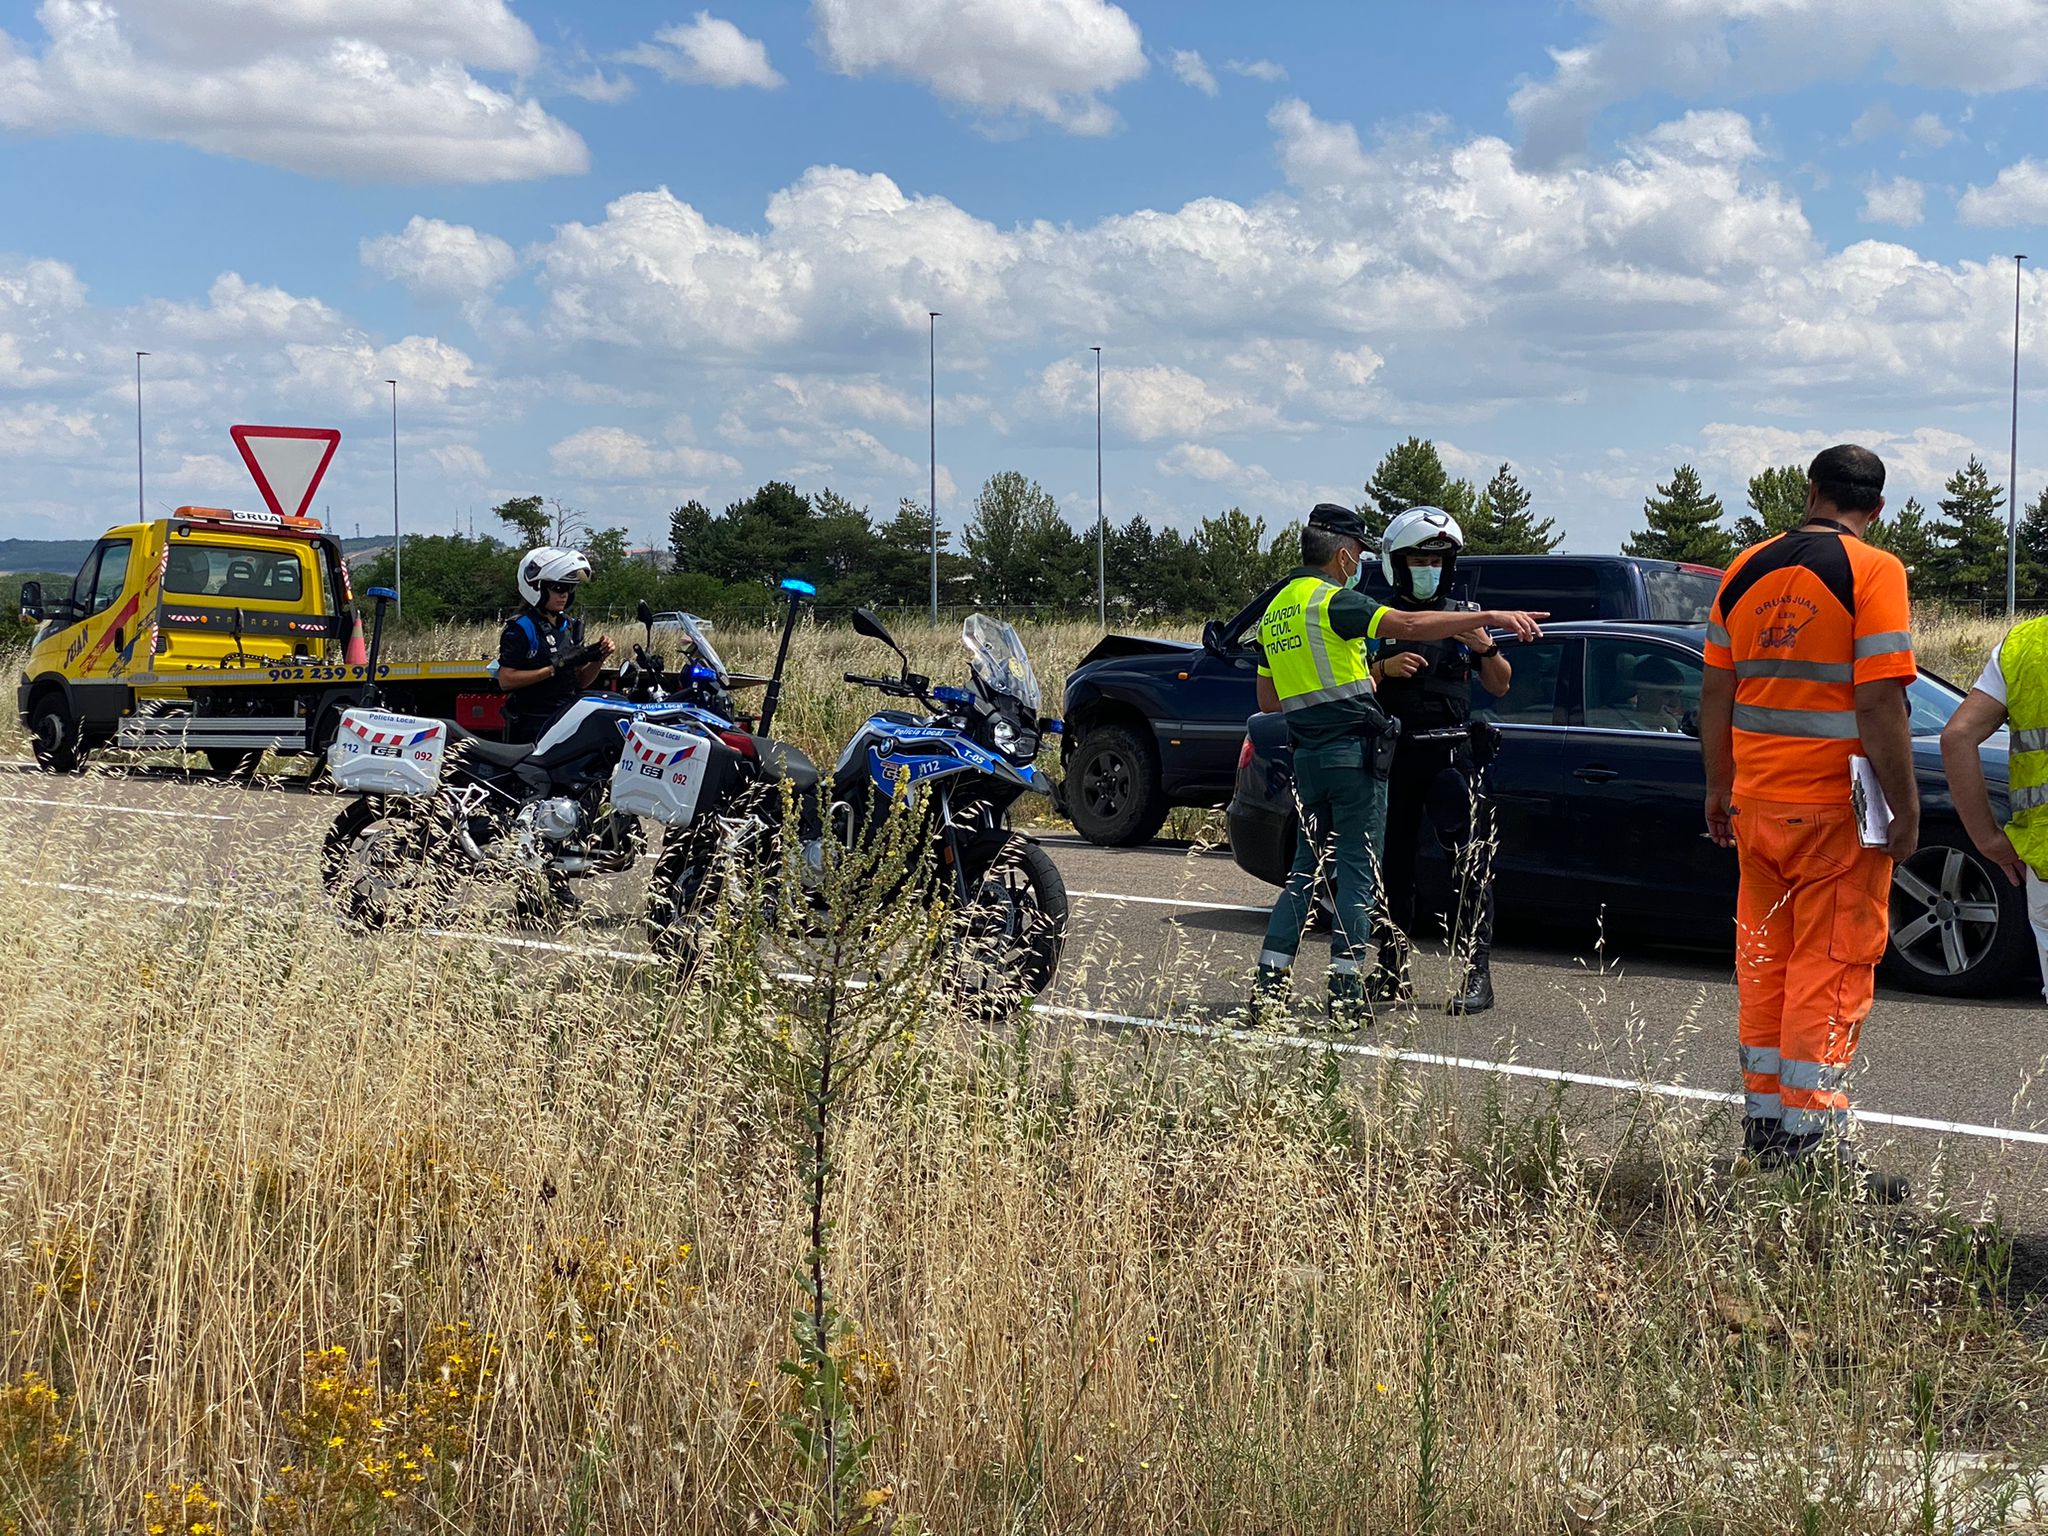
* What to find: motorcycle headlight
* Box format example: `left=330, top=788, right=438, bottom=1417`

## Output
left=990, top=716, right=1019, bottom=755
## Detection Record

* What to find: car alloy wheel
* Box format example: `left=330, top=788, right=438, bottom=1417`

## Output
left=1082, top=746, right=1131, bottom=819
left=1889, top=844, right=2003, bottom=979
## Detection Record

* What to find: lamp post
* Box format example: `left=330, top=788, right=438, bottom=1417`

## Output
left=1092, top=346, right=1104, bottom=628
left=928, top=311, right=940, bottom=625
left=135, top=352, right=149, bottom=519
left=2009, top=254, right=2027, bottom=618
left=385, top=379, right=401, bottom=614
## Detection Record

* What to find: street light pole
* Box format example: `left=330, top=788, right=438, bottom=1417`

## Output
left=2009, top=254, right=2027, bottom=619
left=135, top=352, right=149, bottom=519
left=385, top=379, right=401, bottom=614
left=928, top=311, right=940, bottom=625
left=1092, top=346, right=1104, bottom=628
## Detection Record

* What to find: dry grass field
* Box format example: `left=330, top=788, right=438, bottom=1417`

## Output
left=2, top=605, right=2044, bottom=1533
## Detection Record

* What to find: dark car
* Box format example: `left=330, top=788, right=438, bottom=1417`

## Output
left=1226, top=621, right=2031, bottom=998
left=1060, top=554, right=1725, bottom=846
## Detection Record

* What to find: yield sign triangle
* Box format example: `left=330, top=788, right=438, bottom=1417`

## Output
left=230, top=424, right=341, bottom=520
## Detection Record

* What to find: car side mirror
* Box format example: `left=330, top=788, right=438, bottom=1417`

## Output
left=1202, top=619, right=1229, bottom=656
left=18, top=580, right=41, bottom=620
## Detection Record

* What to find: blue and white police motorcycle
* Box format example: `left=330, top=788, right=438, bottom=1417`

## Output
left=830, top=609, right=1069, bottom=999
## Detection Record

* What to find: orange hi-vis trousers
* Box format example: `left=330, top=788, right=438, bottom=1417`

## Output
left=1731, top=799, right=1893, bottom=1137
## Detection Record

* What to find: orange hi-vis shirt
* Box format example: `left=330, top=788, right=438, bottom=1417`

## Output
left=1704, top=528, right=1916, bottom=804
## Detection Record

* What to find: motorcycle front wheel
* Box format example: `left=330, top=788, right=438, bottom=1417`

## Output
left=953, top=831, right=1068, bottom=1002
left=322, top=796, right=441, bottom=928
left=645, top=825, right=727, bottom=964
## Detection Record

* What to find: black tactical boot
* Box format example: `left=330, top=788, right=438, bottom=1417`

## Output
left=1447, top=946, right=1494, bottom=1015
left=1741, top=1116, right=1788, bottom=1167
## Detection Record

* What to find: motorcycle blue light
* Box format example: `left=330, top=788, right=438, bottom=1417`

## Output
left=689, top=664, right=717, bottom=680
left=779, top=577, right=817, bottom=596
left=366, top=586, right=398, bottom=601
left=932, top=685, right=971, bottom=705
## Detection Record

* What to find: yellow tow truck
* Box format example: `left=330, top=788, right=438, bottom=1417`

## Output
left=15, top=506, right=503, bottom=772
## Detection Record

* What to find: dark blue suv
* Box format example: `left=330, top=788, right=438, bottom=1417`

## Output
left=1059, top=554, right=1724, bottom=846
left=1226, top=621, right=2031, bottom=998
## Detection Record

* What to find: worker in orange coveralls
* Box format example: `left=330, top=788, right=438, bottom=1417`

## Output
left=1699, top=444, right=1919, bottom=1203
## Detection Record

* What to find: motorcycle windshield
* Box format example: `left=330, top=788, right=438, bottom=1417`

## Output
left=679, top=613, right=727, bottom=679
left=962, top=613, right=1041, bottom=715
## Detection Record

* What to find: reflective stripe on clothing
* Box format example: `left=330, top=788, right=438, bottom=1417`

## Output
left=1734, top=658, right=1855, bottom=683
left=1854, top=630, right=1913, bottom=659
left=1737, top=1044, right=1781, bottom=1077
left=2011, top=727, right=2048, bottom=753
left=1732, top=704, right=1862, bottom=739
left=1745, top=1091, right=1783, bottom=1120
left=1707, top=622, right=1731, bottom=648
left=1781, top=1104, right=1852, bottom=1136
left=1779, top=1058, right=1851, bottom=1092
left=2014, top=783, right=2048, bottom=814
left=1280, top=677, right=1375, bottom=712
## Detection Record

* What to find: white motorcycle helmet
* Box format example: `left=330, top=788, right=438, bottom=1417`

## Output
left=1379, top=506, right=1465, bottom=601
left=518, top=546, right=593, bottom=607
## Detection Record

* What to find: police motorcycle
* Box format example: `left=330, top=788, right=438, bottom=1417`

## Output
left=618, top=579, right=827, bottom=960
left=825, top=609, right=1069, bottom=999
left=321, top=590, right=732, bottom=925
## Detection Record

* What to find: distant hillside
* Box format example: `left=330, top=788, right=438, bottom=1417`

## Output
left=0, top=534, right=387, bottom=574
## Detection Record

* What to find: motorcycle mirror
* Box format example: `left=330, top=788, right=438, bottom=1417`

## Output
left=851, top=606, right=902, bottom=654
left=636, top=599, right=654, bottom=625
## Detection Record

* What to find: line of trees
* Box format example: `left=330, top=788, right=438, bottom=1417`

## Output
left=1623, top=455, right=2048, bottom=599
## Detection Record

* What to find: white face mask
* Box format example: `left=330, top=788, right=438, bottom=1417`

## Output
left=1409, top=564, right=1442, bottom=600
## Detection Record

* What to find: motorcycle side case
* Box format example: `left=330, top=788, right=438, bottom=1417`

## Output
left=609, top=719, right=716, bottom=826
left=327, top=708, right=447, bottom=795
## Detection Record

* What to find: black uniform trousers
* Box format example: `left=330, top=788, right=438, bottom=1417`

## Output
left=1378, top=736, right=1494, bottom=963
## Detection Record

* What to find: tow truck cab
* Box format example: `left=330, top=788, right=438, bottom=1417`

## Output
left=20, top=506, right=352, bottom=684
left=17, top=506, right=391, bottom=771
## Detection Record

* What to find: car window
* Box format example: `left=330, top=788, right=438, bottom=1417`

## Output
left=88, top=540, right=131, bottom=614
left=1583, top=637, right=1704, bottom=735
left=1474, top=561, right=1603, bottom=621
left=1477, top=640, right=1564, bottom=725
left=1905, top=670, right=1962, bottom=737
left=1641, top=567, right=1721, bottom=622
left=163, top=543, right=306, bottom=601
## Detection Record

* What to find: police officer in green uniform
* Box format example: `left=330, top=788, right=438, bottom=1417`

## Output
left=1250, top=504, right=1546, bottom=1028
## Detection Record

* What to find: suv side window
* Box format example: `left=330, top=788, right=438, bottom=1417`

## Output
left=1473, top=561, right=1603, bottom=621
left=1477, top=639, right=1565, bottom=725
left=1582, top=636, right=1703, bottom=735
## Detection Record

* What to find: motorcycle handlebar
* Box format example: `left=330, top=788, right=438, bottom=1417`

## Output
left=844, top=671, right=912, bottom=695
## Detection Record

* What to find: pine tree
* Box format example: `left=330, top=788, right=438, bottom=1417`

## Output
left=1730, top=464, right=1807, bottom=548
left=1105, top=514, right=1154, bottom=613
left=2016, top=486, right=2048, bottom=602
left=1927, top=456, right=2007, bottom=598
left=1866, top=496, right=1936, bottom=579
left=1623, top=465, right=1735, bottom=567
left=668, top=500, right=713, bottom=574
left=965, top=472, right=1075, bottom=607
left=1362, top=437, right=1477, bottom=542
left=1467, top=462, right=1560, bottom=554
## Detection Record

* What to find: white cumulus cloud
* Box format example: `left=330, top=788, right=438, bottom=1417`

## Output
left=1959, top=159, right=2048, bottom=226
left=361, top=217, right=519, bottom=298
left=0, top=0, right=587, bottom=183
left=1225, top=57, right=1286, bottom=83
left=621, top=12, right=785, bottom=90
left=549, top=426, right=741, bottom=482
left=1510, top=0, right=2048, bottom=166
left=1860, top=176, right=1925, bottom=228
left=810, top=0, right=1146, bottom=134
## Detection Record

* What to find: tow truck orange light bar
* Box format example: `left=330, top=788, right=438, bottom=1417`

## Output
left=170, top=505, right=325, bottom=533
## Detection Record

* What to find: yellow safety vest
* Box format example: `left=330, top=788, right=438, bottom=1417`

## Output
left=1257, top=574, right=1381, bottom=712
left=2001, top=615, right=2048, bottom=875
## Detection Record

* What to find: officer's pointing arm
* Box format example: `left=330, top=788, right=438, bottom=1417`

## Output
left=1376, top=607, right=1546, bottom=644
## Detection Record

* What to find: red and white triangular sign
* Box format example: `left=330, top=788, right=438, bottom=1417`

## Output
left=230, top=424, right=341, bottom=520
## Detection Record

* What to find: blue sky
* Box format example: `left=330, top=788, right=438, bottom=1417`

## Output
left=2, top=0, right=2046, bottom=557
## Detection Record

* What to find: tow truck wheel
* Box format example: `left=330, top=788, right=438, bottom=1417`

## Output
left=29, top=696, right=83, bottom=773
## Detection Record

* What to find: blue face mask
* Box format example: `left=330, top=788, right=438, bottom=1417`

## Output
left=1343, top=552, right=1363, bottom=590
left=1409, top=565, right=1442, bottom=600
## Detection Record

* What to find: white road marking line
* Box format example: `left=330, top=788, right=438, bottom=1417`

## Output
left=17, top=876, right=2048, bottom=1153
left=1039, top=1005, right=2048, bottom=1150
left=1, top=794, right=239, bottom=823
left=1068, top=888, right=1268, bottom=914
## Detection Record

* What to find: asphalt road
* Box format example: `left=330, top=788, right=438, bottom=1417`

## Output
left=6, top=757, right=2048, bottom=1222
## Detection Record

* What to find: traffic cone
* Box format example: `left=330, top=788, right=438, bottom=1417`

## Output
left=343, top=610, right=367, bottom=665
